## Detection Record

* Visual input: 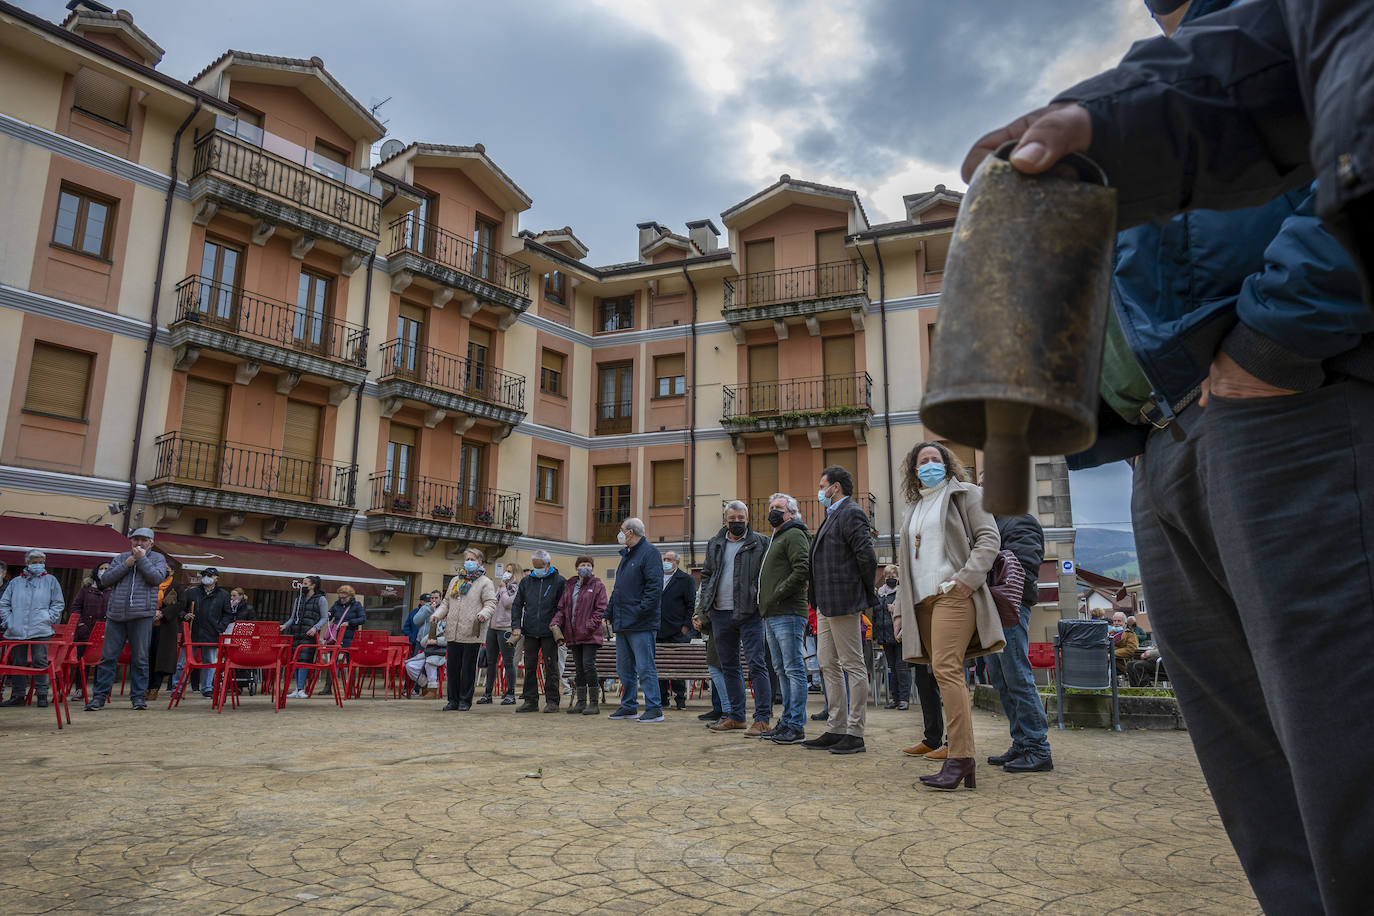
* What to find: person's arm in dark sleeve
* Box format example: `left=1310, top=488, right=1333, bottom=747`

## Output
left=1053, top=0, right=1311, bottom=228
left=776, top=533, right=810, bottom=603
left=1221, top=184, right=1372, bottom=389
left=999, top=515, right=1046, bottom=584
left=511, top=581, right=528, bottom=632
left=640, top=559, right=663, bottom=620
left=136, top=552, right=168, bottom=585
left=844, top=509, right=878, bottom=599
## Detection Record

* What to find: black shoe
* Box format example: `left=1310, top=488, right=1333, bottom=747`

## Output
left=897, top=701, right=909, bottom=710
left=543, top=702, right=559, bottom=713
left=1004, top=753, right=1054, bottom=773
left=800, top=732, right=844, bottom=750
left=675, top=698, right=687, bottom=711
left=456, top=702, right=471, bottom=711
left=476, top=695, right=493, bottom=705
left=698, top=710, right=722, bottom=722
left=770, top=726, right=805, bottom=745
left=515, top=702, right=539, bottom=713
left=0, top=695, right=24, bottom=707
left=829, top=735, right=866, bottom=755
left=132, top=701, right=147, bottom=710
left=811, top=709, right=830, bottom=721
left=757, top=725, right=782, bottom=739
left=84, top=702, right=104, bottom=711
left=501, top=695, right=516, bottom=705
left=440, top=703, right=458, bottom=711
left=987, top=745, right=1021, bottom=766
left=883, top=699, right=898, bottom=709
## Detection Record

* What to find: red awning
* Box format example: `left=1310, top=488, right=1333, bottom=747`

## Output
left=0, top=517, right=131, bottom=569
left=152, top=533, right=405, bottom=597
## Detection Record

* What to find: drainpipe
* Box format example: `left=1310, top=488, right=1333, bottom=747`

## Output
left=682, top=264, right=698, bottom=567
left=858, top=236, right=898, bottom=558
left=343, top=249, right=380, bottom=553
left=124, top=98, right=201, bottom=535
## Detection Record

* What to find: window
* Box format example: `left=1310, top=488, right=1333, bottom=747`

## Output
left=544, top=270, right=565, bottom=305
left=458, top=441, right=486, bottom=521
left=72, top=67, right=129, bottom=126
left=385, top=425, right=418, bottom=507
left=594, top=465, right=631, bottom=542
left=52, top=185, right=114, bottom=258
left=294, top=270, right=332, bottom=352
left=540, top=349, right=565, bottom=396
left=473, top=216, right=498, bottom=280
left=652, top=460, right=684, bottom=507
left=598, top=295, right=634, bottom=332
left=465, top=326, right=490, bottom=396
left=394, top=303, right=425, bottom=378
left=596, top=363, right=634, bottom=434
left=536, top=458, right=561, bottom=504
left=310, top=140, right=349, bottom=182
left=196, top=238, right=243, bottom=324
left=654, top=354, right=686, bottom=398
left=24, top=343, right=93, bottom=421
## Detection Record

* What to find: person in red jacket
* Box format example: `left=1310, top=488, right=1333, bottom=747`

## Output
left=551, top=556, right=608, bottom=717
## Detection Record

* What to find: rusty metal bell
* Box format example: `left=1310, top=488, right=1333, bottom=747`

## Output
left=920, top=143, right=1117, bottom=515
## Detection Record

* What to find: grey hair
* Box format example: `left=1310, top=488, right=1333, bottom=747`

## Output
left=723, top=500, right=748, bottom=518
left=24, top=548, right=45, bottom=561
left=531, top=549, right=552, bottom=564
left=623, top=517, right=646, bottom=537
left=768, top=493, right=800, bottom=515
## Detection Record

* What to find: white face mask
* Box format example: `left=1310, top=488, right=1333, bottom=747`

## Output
left=201, top=576, right=214, bottom=587
left=617, top=531, right=628, bottom=546
left=501, top=572, right=512, bottom=581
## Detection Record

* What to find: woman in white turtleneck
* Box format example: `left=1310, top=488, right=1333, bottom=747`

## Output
left=893, top=442, right=1003, bottom=792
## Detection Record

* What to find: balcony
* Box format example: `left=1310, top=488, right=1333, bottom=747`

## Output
left=168, top=276, right=368, bottom=393
left=736, top=493, right=878, bottom=537
left=385, top=214, right=531, bottom=321
left=595, top=400, right=633, bottom=436
left=366, top=473, right=522, bottom=556
left=146, top=432, right=357, bottom=543
left=721, top=260, right=869, bottom=342
left=375, top=340, right=526, bottom=434
left=721, top=372, right=873, bottom=451
left=189, top=117, right=382, bottom=255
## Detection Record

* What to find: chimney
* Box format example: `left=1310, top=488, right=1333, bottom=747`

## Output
left=686, top=219, right=720, bottom=253
left=636, top=221, right=664, bottom=261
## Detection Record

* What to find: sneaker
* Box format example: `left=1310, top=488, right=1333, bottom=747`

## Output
left=500, top=695, right=516, bottom=705
left=770, top=726, right=806, bottom=745
left=987, top=745, right=1021, bottom=766
left=897, top=701, right=909, bottom=710
left=697, top=710, right=722, bottom=722
left=607, top=707, right=638, bottom=720
left=637, top=712, right=665, bottom=723
left=476, top=695, right=493, bottom=705
left=0, top=695, right=25, bottom=707
left=810, top=709, right=830, bottom=721
left=743, top=721, right=772, bottom=738
left=37, top=696, right=50, bottom=708
left=131, top=701, right=147, bottom=711
left=84, top=701, right=104, bottom=712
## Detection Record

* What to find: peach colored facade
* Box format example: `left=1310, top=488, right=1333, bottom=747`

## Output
left=0, top=4, right=1077, bottom=634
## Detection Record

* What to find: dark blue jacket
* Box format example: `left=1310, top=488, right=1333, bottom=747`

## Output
left=607, top=537, right=662, bottom=634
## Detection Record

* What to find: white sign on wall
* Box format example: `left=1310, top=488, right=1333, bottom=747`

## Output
left=1060, top=560, right=1076, bottom=576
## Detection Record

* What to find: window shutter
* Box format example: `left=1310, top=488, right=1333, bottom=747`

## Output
left=283, top=400, right=322, bottom=460
left=653, top=460, right=684, bottom=507
left=388, top=424, right=417, bottom=448
left=595, top=464, right=631, bottom=489
left=181, top=378, right=228, bottom=443
left=815, top=228, right=846, bottom=265
left=24, top=343, right=93, bottom=420
left=541, top=350, right=564, bottom=374
left=655, top=354, right=684, bottom=380
left=73, top=67, right=130, bottom=125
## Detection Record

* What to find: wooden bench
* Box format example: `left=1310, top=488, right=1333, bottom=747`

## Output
left=589, top=640, right=716, bottom=702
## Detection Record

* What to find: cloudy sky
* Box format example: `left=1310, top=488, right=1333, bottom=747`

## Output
left=24, top=0, right=1154, bottom=530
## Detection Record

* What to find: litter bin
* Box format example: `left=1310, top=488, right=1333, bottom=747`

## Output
left=1055, top=618, right=1121, bottom=731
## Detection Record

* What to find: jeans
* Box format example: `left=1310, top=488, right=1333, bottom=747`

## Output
left=708, top=664, right=726, bottom=716
left=882, top=643, right=910, bottom=703
left=93, top=617, right=152, bottom=704
left=711, top=610, right=772, bottom=723
left=483, top=627, right=515, bottom=697
left=985, top=604, right=1050, bottom=756
left=5, top=638, right=50, bottom=699
left=763, top=615, right=807, bottom=730
left=1130, top=383, right=1374, bottom=916
left=613, top=630, right=660, bottom=715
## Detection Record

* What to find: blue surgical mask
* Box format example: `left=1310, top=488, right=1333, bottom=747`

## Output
left=817, top=487, right=832, bottom=509
left=917, top=462, right=947, bottom=488
left=578, top=566, right=593, bottom=578
left=1109, top=625, right=1124, bottom=634
left=463, top=560, right=478, bottom=573
left=662, top=561, right=673, bottom=573
left=27, top=563, right=45, bottom=576
left=532, top=566, right=549, bottom=578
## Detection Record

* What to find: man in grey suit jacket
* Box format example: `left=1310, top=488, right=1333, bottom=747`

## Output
left=802, top=465, right=877, bottom=755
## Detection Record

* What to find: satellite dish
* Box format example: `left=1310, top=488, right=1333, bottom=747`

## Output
left=379, top=138, right=404, bottom=161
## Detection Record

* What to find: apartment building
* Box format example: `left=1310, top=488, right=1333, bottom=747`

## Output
left=0, top=1, right=1077, bottom=636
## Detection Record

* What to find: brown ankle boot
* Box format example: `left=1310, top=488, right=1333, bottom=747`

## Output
left=919, top=757, right=976, bottom=791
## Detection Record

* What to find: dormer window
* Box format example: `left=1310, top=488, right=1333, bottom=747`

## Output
left=545, top=270, right=565, bottom=305
left=72, top=67, right=129, bottom=126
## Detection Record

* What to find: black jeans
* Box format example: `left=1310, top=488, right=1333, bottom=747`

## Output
left=570, top=644, right=598, bottom=688
left=910, top=662, right=944, bottom=748
left=5, top=638, right=50, bottom=699
left=1133, top=382, right=1374, bottom=916
left=881, top=643, right=910, bottom=702
left=446, top=642, right=481, bottom=706
left=482, top=627, right=515, bottom=698
left=657, top=632, right=689, bottom=704
left=522, top=634, right=560, bottom=703
left=711, top=609, right=771, bottom=723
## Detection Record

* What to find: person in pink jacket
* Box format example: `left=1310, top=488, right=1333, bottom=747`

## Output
left=550, top=555, right=608, bottom=716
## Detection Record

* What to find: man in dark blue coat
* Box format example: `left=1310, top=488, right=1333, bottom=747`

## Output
left=605, top=518, right=664, bottom=723
left=657, top=550, right=696, bottom=711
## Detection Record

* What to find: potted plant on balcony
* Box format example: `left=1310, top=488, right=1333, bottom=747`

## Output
left=431, top=504, right=454, bottom=520
left=390, top=495, right=414, bottom=513
left=474, top=508, right=494, bottom=526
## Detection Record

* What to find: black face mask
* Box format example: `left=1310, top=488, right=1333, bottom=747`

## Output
left=767, top=509, right=785, bottom=528
left=727, top=521, right=748, bottom=537
left=885, top=578, right=898, bottom=588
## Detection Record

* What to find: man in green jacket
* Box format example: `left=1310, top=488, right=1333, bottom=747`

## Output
left=758, top=493, right=811, bottom=745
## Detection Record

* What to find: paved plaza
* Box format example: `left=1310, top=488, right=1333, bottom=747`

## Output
left=0, top=693, right=1257, bottom=915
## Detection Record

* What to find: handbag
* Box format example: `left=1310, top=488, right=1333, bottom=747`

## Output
left=987, top=550, right=1028, bottom=627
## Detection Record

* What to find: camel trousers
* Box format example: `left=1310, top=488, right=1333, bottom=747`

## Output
left=916, top=592, right=977, bottom=758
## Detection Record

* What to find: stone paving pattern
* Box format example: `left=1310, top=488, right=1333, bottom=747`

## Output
left=0, top=691, right=1258, bottom=915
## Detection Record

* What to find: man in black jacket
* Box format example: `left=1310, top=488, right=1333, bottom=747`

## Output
left=182, top=567, right=231, bottom=698
left=511, top=550, right=566, bottom=712
left=696, top=502, right=771, bottom=736
left=657, top=551, right=696, bottom=711
left=985, top=503, right=1053, bottom=774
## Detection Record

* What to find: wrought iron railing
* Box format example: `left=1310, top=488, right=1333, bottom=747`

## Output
left=173, top=276, right=368, bottom=366
left=191, top=120, right=381, bottom=236
left=152, top=433, right=355, bottom=506
left=386, top=214, right=531, bottom=298
left=722, top=372, right=873, bottom=420
left=377, top=339, right=526, bottom=413
left=722, top=259, right=867, bottom=310
left=369, top=473, right=520, bottom=529
left=595, top=400, right=633, bottom=435
left=733, top=493, right=877, bottom=536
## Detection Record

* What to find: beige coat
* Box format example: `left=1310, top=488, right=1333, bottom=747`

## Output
left=897, top=479, right=1006, bottom=665
left=433, top=576, right=497, bottom=644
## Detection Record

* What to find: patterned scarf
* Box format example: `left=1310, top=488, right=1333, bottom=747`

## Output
left=451, top=568, right=483, bottom=598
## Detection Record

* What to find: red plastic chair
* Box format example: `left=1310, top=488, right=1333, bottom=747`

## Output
left=285, top=626, right=348, bottom=707
left=61, top=620, right=106, bottom=705
left=387, top=637, right=412, bottom=698
left=1029, top=642, right=1056, bottom=682
left=0, top=639, right=70, bottom=729
left=214, top=633, right=290, bottom=712
left=343, top=630, right=395, bottom=699
left=168, top=621, right=223, bottom=708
